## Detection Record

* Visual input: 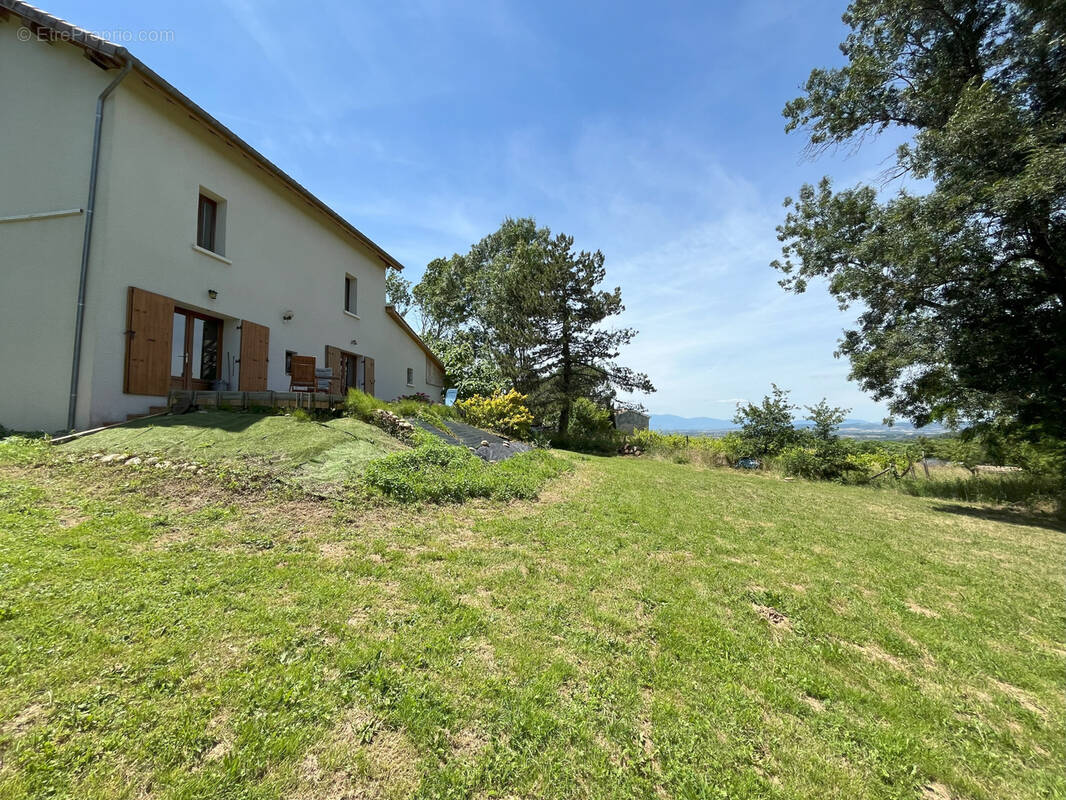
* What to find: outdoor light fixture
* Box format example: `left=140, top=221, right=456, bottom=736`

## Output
left=350, top=339, right=358, bottom=346
left=207, top=289, right=218, bottom=300
left=282, top=310, right=294, bottom=322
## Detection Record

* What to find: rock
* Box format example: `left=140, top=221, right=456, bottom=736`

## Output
left=99, top=453, right=124, bottom=464
left=125, top=456, right=142, bottom=466
left=144, top=456, right=159, bottom=466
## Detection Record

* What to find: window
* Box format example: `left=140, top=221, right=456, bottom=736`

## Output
left=197, top=194, right=218, bottom=252
left=344, top=275, right=358, bottom=315
left=285, top=350, right=296, bottom=375
left=406, top=367, right=415, bottom=386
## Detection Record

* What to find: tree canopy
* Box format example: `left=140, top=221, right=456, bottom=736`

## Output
left=413, top=218, right=654, bottom=424
left=774, top=0, right=1065, bottom=439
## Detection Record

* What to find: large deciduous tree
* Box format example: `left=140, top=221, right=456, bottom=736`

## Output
left=774, top=0, right=1065, bottom=438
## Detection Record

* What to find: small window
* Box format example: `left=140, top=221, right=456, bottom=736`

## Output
left=345, top=275, right=358, bottom=315
left=406, top=367, right=415, bottom=386
left=197, top=194, right=218, bottom=252
left=285, top=350, right=296, bottom=375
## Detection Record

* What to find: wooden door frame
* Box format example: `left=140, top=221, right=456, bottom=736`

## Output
left=325, top=345, right=363, bottom=394
left=170, top=306, right=224, bottom=391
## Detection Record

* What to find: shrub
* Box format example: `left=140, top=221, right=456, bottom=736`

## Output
left=733, top=385, right=800, bottom=456
left=454, top=389, right=534, bottom=439
left=777, top=441, right=853, bottom=481
left=628, top=430, right=743, bottom=467
left=363, top=436, right=567, bottom=503
left=289, top=408, right=316, bottom=423
left=395, top=392, right=432, bottom=404
left=568, top=398, right=614, bottom=439
left=345, top=389, right=386, bottom=422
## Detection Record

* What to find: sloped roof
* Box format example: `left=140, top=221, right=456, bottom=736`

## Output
left=385, top=306, right=445, bottom=372
left=0, top=0, right=405, bottom=270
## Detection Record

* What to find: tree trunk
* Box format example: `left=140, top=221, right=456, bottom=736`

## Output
left=558, top=285, right=572, bottom=435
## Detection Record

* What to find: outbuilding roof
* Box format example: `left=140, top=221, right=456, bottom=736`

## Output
left=385, top=306, right=446, bottom=372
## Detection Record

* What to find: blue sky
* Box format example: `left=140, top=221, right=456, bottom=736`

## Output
left=54, top=0, right=907, bottom=420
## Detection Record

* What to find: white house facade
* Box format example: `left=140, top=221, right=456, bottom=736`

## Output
left=0, top=2, right=444, bottom=433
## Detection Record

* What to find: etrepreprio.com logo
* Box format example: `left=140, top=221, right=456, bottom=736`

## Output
left=17, top=25, right=175, bottom=44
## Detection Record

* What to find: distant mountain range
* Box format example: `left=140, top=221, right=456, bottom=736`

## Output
left=649, top=415, right=945, bottom=438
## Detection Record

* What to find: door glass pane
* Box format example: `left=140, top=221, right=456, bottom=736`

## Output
left=190, top=318, right=205, bottom=379
left=200, top=318, right=219, bottom=381
left=171, top=313, right=186, bottom=377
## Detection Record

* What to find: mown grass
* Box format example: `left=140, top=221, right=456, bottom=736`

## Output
left=55, top=411, right=403, bottom=489
left=0, top=441, right=1063, bottom=799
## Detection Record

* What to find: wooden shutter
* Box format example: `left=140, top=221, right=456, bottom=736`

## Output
left=124, top=287, right=174, bottom=396
left=425, top=356, right=444, bottom=387
left=364, top=356, right=375, bottom=397
left=324, top=345, right=343, bottom=395
left=238, top=320, right=270, bottom=390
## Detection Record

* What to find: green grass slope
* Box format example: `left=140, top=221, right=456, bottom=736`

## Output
left=57, top=411, right=404, bottom=487
left=0, top=448, right=1062, bottom=799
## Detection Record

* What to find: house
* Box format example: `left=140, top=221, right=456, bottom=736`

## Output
left=614, top=408, right=650, bottom=435
left=0, top=2, right=445, bottom=433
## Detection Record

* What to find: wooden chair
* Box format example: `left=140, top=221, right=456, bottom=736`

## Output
left=289, top=355, right=316, bottom=392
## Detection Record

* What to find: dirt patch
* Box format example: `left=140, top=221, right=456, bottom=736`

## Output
left=2, top=702, right=46, bottom=736
left=854, top=642, right=906, bottom=671
left=294, top=706, right=419, bottom=800
left=318, top=541, right=349, bottom=561
left=991, top=678, right=1047, bottom=719
left=451, top=726, right=489, bottom=759
left=201, top=712, right=233, bottom=772
left=57, top=512, right=89, bottom=529
left=469, top=640, right=499, bottom=674
left=638, top=688, right=669, bottom=800
left=906, top=602, right=940, bottom=618
left=347, top=608, right=371, bottom=627
left=800, top=694, right=825, bottom=712
left=753, top=603, right=791, bottom=630
left=920, top=781, right=955, bottom=800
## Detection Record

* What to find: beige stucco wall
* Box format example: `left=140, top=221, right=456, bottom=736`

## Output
left=0, top=17, right=117, bottom=432
left=1, top=18, right=440, bottom=431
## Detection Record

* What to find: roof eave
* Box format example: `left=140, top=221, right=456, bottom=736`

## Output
left=1, top=0, right=406, bottom=271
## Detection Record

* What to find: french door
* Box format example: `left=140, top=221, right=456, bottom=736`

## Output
left=170, top=308, right=223, bottom=390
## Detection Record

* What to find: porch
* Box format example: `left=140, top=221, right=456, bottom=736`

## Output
left=167, top=389, right=350, bottom=413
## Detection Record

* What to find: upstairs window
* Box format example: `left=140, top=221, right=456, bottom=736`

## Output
left=197, top=194, right=218, bottom=252
left=345, top=275, right=358, bottom=315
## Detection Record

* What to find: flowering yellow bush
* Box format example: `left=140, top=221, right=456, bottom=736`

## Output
left=455, top=389, right=534, bottom=439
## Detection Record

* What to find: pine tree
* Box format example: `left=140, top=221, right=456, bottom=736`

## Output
left=525, top=234, right=654, bottom=433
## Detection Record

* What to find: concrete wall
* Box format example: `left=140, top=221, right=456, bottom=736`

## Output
left=0, top=17, right=116, bottom=432
left=1, top=19, right=440, bottom=430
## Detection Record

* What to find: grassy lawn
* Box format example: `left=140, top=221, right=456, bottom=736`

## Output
left=1, top=429, right=1063, bottom=798
left=56, top=411, right=404, bottom=489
